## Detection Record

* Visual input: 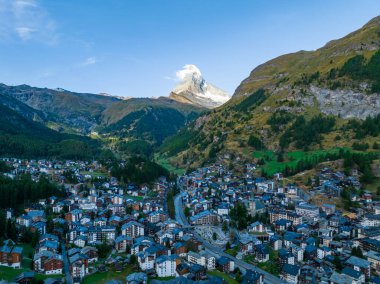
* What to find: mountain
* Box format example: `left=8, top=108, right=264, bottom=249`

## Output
left=0, top=102, right=101, bottom=159
left=160, top=16, right=380, bottom=170
left=0, top=83, right=206, bottom=157
left=0, top=83, right=119, bottom=133
left=169, top=64, right=230, bottom=108
left=100, top=97, right=205, bottom=144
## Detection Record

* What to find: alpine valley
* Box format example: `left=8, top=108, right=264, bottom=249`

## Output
left=159, top=16, right=380, bottom=174
left=1, top=5, right=380, bottom=284
left=1, top=16, right=380, bottom=176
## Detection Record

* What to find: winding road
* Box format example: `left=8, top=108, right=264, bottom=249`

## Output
left=174, top=183, right=282, bottom=284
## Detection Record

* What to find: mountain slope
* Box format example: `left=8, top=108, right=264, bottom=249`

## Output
left=100, top=97, right=205, bottom=144
left=169, top=64, right=230, bottom=108
left=160, top=16, right=380, bottom=170
left=0, top=83, right=119, bottom=133
left=0, top=103, right=100, bottom=159
left=0, top=83, right=206, bottom=158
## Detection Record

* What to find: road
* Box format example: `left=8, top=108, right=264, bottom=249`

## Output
left=61, top=244, right=73, bottom=284
left=174, top=184, right=282, bottom=284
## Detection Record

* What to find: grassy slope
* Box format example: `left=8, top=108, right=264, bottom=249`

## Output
left=207, top=271, right=238, bottom=284
left=82, top=267, right=133, bottom=284
left=254, top=148, right=347, bottom=176
left=0, top=243, right=63, bottom=282
left=160, top=16, right=380, bottom=170
left=101, top=97, right=206, bottom=126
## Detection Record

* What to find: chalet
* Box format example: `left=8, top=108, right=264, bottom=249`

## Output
left=80, top=246, right=98, bottom=263
left=0, top=240, right=23, bottom=268
left=115, top=235, right=133, bottom=252
left=69, top=253, right=89, bottom=280
left=254, top=244, right=269, bottom=263
left=216, top=256, right=234, bottom=273
left=33, top=251, right=63, bottom=275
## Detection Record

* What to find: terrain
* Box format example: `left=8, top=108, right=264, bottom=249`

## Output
left=169, top=64, right=231, bottom=108
left=159, top=16, right=380, bottom=175
left=0, top=83, right=206, bottom=159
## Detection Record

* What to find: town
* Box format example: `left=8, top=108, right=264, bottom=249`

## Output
left=0, top=157, right=379, bottom=284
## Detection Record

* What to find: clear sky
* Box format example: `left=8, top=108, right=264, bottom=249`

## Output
left=0, top=0, right=379, bottom=98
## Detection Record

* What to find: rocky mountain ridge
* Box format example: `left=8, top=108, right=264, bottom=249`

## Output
left=159, top=16, right=380, bottom=169
left=169, top=64, right=230, bottom=108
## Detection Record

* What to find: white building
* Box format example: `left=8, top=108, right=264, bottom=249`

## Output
left=187, top=251, right=215, bottom=270
left=295, top=203, right=319, bottom=219
left=155, top=255, right=177, bottom=277
left=122, top=221, right=145, bottom=239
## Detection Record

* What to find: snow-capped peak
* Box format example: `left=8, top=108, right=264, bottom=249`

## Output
left=175, top=64, right=202, bottom=81
left=169, top=64, right=230, bottom=108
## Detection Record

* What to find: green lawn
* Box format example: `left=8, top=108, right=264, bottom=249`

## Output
left=243, top=255, right=256, bottom=263
left=82, top=267, right=133, bottom=284
left=148, top=276, right=175, bottom=283
left=80, top=171, right=109, bottom=178
left=20, top=243, right=34, bottom=259
left=253, top=150, right=276, bottom=160
left=207, top=271, right=238, bottom=284
left=125, top=195, right=144, bottom=201
left=256, top=249, right=280, bottom=276
left=22, top=258, right=32, bottom=270
left=225, top=248, right=238, bottom=257
left=253, top=148, right=349, bottom=176
left=154, top=154, right=185, bottom=175
left=0, top=266, right=63, bottom=282
left=0, top=266, right=29, bottom=281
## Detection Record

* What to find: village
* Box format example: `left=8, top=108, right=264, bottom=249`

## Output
left=0, top=157, right=379, bottom=284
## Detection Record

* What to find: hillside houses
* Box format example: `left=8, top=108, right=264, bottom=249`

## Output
left=2, top=155, right=379, bottom=284
left=179, top=163, right=380, bottom=283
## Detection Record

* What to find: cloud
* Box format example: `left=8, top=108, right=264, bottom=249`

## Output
left=15, top=27, right=35, bottom=40
left=84, top=57, right=98, bottom=65
left=0, top=0, right=59, bottom=44
left=175, top=64, right=202, bottom=81
left=82, top=57, right=98, bottom=66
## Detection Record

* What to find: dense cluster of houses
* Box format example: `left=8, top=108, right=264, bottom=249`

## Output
left=180, top=164, right=380, bottom=284
left=1, top=158, right=268, bottom=284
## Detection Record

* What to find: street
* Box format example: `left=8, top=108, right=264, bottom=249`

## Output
left=61, top=244, right=73, bottom=284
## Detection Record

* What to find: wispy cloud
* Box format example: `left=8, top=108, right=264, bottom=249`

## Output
left=0, top=0, right=59, bottom=44
left=165, top=64, right=202, bottom=82
left=81, top=57, right=99, bottom=66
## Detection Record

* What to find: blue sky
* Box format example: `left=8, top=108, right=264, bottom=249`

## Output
left=0, top=0, right=379, bottom=97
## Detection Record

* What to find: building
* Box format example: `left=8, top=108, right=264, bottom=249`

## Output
left=0, top=240, right=23, bottom=268
left=155, top=255, right=177, bottom=277
left=115, top=235, right=133, bottom=253
left=69, top=253, right=89, bottom=281
left=189, top=210, right=220, bottom=226
left=216, top=256, right=234, bottom=273
left=254, top=244, right=269, bottom=263
left=187, top=251, right=215, bottom=270
left=269, top=210, right=302, bottom=226
left=33, top=251, right=63, bottom=275
left=367, top=250, right=380, bottom=274
left=295, top=203, right=319, bottom=219
left=121, top=221, right=145, bottom=239
left=281, top=264, right=300, bottom=284
left=346, top=256, right=371, bottom=278
left=126, top=272, right=148, bottom=284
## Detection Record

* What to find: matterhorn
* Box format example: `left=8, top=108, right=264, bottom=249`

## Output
left=169, top=64, right=230, bottom=109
